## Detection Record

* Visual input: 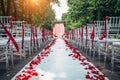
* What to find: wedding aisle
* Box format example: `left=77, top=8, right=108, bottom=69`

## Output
left=12, top=38, right=109, bottom=80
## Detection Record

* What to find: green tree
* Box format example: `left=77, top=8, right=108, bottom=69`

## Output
left=62, top=0, right=96, bottom=30
left=0, top=0, right=59, bottom=30
left=62, top=0, right=120, bottom=31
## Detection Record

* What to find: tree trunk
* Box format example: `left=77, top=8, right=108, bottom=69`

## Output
left=28, top=0, right=32, bottom=23
left=0, top=0, right=5, bottom=15
left=6, top=0, right=11, bottom=16
left=21, top=0, right=24, bottom=20
left=12, top=0, right=17, bottom=19
left=24, top=0, right=27, bottom=21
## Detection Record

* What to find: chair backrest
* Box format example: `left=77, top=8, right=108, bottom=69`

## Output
left=12, top=21, right=23, bottom=37
left=24, top=24, right=31, bottom=37
left=0, top=16, right=10, bottom=26
left=0, top=16, right=11, bottom=38
left=38, top=27, right=42, bottom=38
left=87, top=24, right=93, bottom=39
left=108, top=17, right=120, bottom=39
left=95, top=21, right=105, bottom=39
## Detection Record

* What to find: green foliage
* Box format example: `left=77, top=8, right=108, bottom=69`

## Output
left=0, top=0, right=59, bottom=30
left=62, top=0, right=120, bottom=31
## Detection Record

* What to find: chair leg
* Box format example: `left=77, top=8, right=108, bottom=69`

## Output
left=104, top=52, right=107, bottom=67
left=93, top=49, right=95, bottom=59
left=111, top=47, right=114, bottom=72
left=98, top=46, right=101, bottom=64
left=11, top=53, right=14, bottom=68
left=5, top=47, right=9, bottom=70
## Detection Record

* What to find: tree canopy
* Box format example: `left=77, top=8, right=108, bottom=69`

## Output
left=0, top=0, right=59, bottom=30
left=62, top=0, right=120, bottom=30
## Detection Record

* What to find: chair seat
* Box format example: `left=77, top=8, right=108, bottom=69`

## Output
left=112, top=42, right=120, bottom=47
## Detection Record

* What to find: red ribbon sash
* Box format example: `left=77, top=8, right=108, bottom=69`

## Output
left=0, top=22, right=19, bottom=53
left=35, top=27, right=38, bottom=46
left=91, top=21, right=96, bottom=49
left=22, top=22, right=25, bottom=49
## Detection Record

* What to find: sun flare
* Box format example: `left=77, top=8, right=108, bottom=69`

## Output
left=31, top=0, right=39, bottom=5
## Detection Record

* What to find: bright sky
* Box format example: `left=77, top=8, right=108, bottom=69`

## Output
left=52, top=0, right=69, bottom=20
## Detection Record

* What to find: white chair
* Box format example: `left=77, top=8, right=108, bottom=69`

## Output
left=12, top=21, right=27, bottom=64
left=85, top=24, right=93, bottom=56
left=24, top=24, right=32, bottom=55
left=94, top=21, right=105, bottom=61
left=0, top=16, right=12, bottom=69
left=96, top=17, right=120, bottom=68
left=109, top=17, right=120, bottom=71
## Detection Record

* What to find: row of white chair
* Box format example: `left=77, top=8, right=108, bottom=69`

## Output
left=0, top=16, right=52, bottom=70
left=66, top=16, right=120, bottom=72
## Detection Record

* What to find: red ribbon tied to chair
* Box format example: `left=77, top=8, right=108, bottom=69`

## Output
left=0, top=22, right=19, bottom=53
left=91, top=20, right=96, bottom=49
left=99, top=16, right=110, bottom=40
left=22, top=21, right=26, bottom=49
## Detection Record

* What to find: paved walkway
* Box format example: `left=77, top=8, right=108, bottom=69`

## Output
left=12, top=38, right=109, bottom=80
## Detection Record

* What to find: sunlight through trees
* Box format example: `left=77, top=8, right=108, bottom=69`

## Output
left=0, top=0, right=59, bottom=30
